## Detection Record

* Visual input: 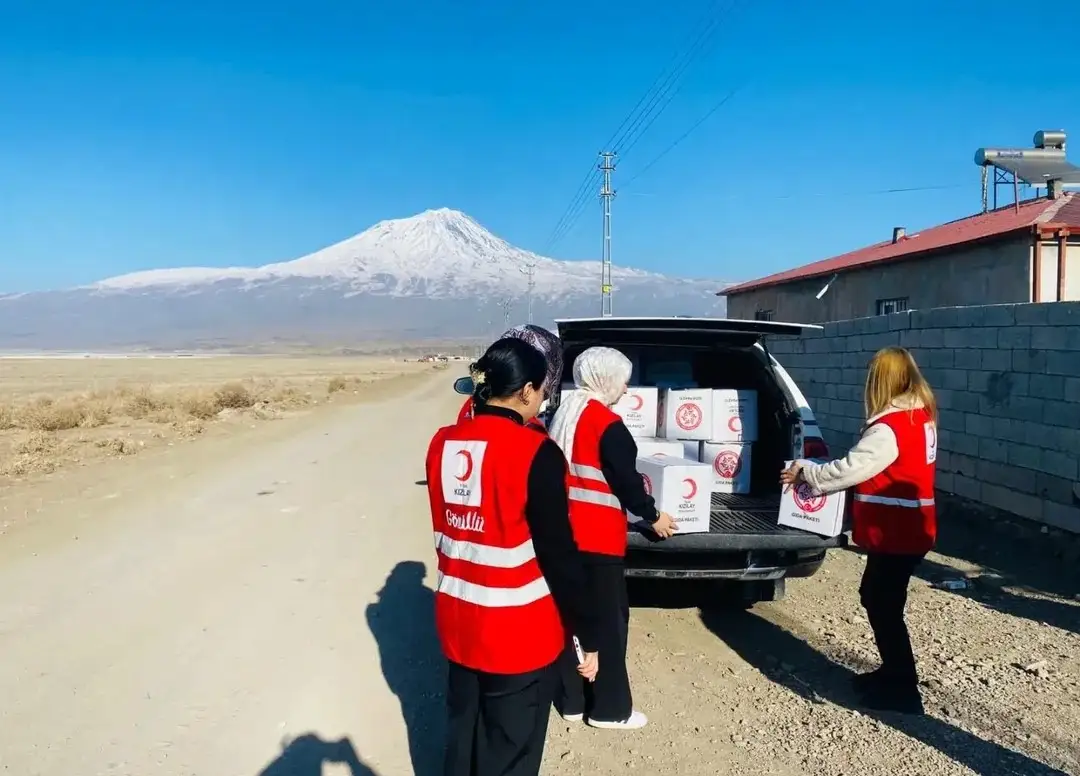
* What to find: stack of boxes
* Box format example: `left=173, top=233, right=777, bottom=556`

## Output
left=559, top=383, right=843, bottom=538
left=615, top=386, right=758, bottom=535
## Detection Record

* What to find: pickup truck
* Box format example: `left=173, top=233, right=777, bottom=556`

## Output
left=454, top=316, right=847, bottom=606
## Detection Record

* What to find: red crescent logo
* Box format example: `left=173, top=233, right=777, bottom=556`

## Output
left=641, top=473, right=652, bottom=495
left=455, top=450, right=474, bottom=481
left=682, top=478, right=698, bottom=500
left=628, top=394, right=644, bottom=411
left=728, top=416, right=742, bottom=433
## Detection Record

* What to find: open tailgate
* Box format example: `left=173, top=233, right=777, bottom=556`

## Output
left=555, top=317, right=822, bottom=348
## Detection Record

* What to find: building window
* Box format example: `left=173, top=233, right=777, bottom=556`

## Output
left=876, top=297, right=909, bottom=316
left=754, top=309, right=775, bottom=321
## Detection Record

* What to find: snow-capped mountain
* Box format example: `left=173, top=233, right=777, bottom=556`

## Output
left=0, top=208, right=727, bottom=350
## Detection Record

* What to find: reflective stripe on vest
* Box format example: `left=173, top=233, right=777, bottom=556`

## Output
left=853, top=494, right=935, bottom=508
left=436, top=572, right=552, bottom=608
left=566, top=401, right=628, bottom=556
left=427, top=414, right=565, bottom=674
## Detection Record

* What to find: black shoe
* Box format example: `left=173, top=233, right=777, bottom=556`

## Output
left=859, top=686, right=924, bottom=715
left=851, top=668, right=889, bottom=694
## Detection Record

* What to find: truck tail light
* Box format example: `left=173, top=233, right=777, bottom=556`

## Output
left=803, top=436, right=829, bottom=460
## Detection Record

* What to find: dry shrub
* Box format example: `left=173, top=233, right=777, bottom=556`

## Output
left=121, top=387, right=170, bottom=419
left=327, top=375, right=349, bottom=394
left=267, top=386, right=312, bottom=408
left=213, top=382, right=255, bottom=410
left=95, top=437, right=138, bottom=456
left=172, top=419, right=205, bottom=438
left=0, top=404, right=15, bottom=430
left=17, top=398, right=87, bottom=431
left=179, top=393, right=219, bottom=421
left=1, top=431, right=64, bottom=477
left=80, top=404, right=112, bottom=428
left=14, top=431, right=61, bottom=455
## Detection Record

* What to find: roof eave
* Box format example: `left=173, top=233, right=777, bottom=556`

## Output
left=719, top=227, right=1036, bottom=297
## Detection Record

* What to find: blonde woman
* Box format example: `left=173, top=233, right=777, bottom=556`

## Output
left=781, top=347, right=937, bottom=715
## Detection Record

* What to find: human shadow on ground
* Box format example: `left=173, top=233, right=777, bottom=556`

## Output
left=699, top=605, right=1068, bottom=776
left=910, top=496, right=1080, bottom=634
left=366, top=561, right=445, bottom=776
left=907, top=552, right=1080, bottom=636
left=256, top=733, right=378, bottom=776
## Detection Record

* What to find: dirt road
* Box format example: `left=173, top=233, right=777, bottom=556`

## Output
left=0, top=368, right=454, bottom=775
left=1, top=371, right=1078, bottom=776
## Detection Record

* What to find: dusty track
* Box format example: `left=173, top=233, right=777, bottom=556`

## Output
left=1, top=371, right=1077, bottom=775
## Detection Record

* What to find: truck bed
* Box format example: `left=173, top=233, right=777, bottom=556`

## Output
left=627, top=492, right=846, bottom=552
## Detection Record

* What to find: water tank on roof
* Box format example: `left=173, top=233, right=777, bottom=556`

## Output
left=974, top=147, right=1066, bottom=166
left=1034, top=130, right=1066, bottom=150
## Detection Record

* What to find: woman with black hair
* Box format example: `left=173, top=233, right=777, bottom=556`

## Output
left=427, top=337, right=602, bottom=776
left=455, top=324, right=563, bottom=432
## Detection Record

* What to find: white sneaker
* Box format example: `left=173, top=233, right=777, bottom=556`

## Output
left=559, top=711, right=584, bottom=722
left=587, top=710, right=648, bottom=730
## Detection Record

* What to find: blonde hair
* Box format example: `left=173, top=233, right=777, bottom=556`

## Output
left=864, top=347, right=938, bottom=423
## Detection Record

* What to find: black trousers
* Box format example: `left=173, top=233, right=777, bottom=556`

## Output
left=859, top=552, right=925, bottom=689
left=555, top=559, right=632, bottom=722
left=444, top=660, right=556, bottom=776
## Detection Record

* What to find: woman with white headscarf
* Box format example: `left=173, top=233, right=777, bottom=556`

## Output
left=549, top=346, right=677, bottom=731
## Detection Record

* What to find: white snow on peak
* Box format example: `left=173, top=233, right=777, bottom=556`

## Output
left=89, top=207, right=682, bottom=297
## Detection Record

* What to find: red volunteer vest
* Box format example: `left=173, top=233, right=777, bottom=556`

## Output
left=852, top=408, right=938, bottom=555
left=457, top=397, right=546, bottom=431
left=426, top=414, right=565, bottom=674
left=567, top=400, right=627, bottom=557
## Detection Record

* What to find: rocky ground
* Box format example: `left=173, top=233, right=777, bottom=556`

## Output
left=544, top=521, right=1080, bottom=776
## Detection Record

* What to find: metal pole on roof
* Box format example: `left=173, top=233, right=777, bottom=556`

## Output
left=599, top=151, right=616, bottom=317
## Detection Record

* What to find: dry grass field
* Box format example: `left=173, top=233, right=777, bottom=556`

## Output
left=0, top=355, right=441, bottom=481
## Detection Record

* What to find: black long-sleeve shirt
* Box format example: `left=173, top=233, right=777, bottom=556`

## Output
left=474, top=404, right=602, bottom=653
left=598, top=421, right=659, bottom=524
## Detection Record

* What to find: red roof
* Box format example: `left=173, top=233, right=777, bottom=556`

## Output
left=722, top=192, right=1080, bottom=295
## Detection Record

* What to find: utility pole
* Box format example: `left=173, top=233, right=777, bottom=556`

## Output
left=518, top=261, right=537, bottom=324
left=599, top=151, right=616, bottom=317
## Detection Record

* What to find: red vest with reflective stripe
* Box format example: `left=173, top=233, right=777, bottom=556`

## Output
left=426, top=414, right=565, bottom=674
left=852, top=408, right=938, bottom=555
left=457, top=397, right=546, bottom=432
left=567, top=400, right=627, bottom=557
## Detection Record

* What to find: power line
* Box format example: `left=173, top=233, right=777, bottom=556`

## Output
left=614, top=0, right=741, bottom=161
left=543, top=0, right=740, bottom=253
left=543, top=168, right=600, bottom=252
left=602, top=0, right=730, bottom=154
left=622, top=85, right=742, bottom=190
left=627, top=182, right=970, bottom=201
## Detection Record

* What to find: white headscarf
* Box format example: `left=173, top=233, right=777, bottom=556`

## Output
left=549, top=346, right=633, bottom=460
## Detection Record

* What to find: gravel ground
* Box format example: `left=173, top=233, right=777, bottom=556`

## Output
left=543, top=521, right=1080, bottom=776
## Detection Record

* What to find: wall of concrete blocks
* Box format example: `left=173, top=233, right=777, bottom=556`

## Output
left=765, top=301, right=1080, bottom=533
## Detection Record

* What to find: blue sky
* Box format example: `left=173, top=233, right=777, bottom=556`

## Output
left=1, top=0, right=1078, bottom=292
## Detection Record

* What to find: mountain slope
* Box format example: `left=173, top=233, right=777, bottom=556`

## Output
left=0, top=208, right=726, bottom=350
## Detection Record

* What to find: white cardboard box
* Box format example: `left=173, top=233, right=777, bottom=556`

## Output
left=658, top=389, right=713, bottom=441
left=777, top=458, right=846, bottom=537
left=700, top=442, right=752, bottom=494
left=612, top=387, right=659, bottom=438
left=633, top=454, right=712, bottom=534
left=634, top=437, right=686, bottom=459
left=710, top=389, right=758, bottom=442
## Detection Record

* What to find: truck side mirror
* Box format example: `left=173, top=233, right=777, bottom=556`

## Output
left=453, top=376, right=473, bottom=396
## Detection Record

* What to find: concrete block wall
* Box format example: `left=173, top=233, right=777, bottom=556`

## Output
left=766, top=301, right=1080, bottom=533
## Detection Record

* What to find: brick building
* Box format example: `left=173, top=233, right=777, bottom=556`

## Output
left=723, top=192, right=1080, bottom=324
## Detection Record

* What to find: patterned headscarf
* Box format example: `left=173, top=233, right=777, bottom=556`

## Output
left=499, top=324, right=563, bottom=395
